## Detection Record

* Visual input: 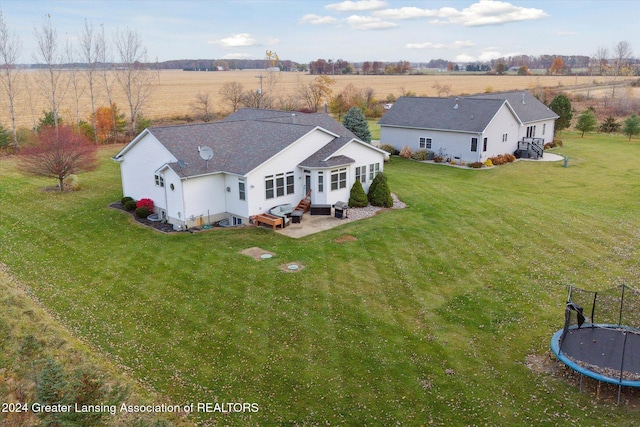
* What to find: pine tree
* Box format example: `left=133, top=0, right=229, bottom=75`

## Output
left=599, top=116, right=621, bottom=133
left=549, top=94, right=572, bottom=134
left=349, top=178, right=368, bottom=207
left=575, top=109, right=597, bottom=137
left=623, top=114, right=640, bottom=141
left=342, top=107, right=371, bottom=142
left=368, top=172, right=393, bottom=207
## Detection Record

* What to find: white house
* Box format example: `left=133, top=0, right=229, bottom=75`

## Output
left=378, top=91, right=559, bottom=163
left=112, top=108, right=388, bottom=229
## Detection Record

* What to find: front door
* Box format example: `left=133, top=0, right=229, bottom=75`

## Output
left=305, top=174, right=311, bottom=194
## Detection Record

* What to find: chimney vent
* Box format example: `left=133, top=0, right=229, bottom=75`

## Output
left=453, top=97, right=459, bottom=109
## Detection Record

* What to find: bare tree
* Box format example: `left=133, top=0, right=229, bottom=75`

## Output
left=297, top=75, right=335, bottom=112
left=611, top=41, right=633, bottom=98
left=432, top=81, right=452, bottom=97
left=0, top=12, right=22, bottom=147
left=33, top=14, right=65, bottom=130
left=113, top=27, right=155, bottom=134
left=97, top=24, right=114, bottom=108
left=592, top=46, right=609, bottom=76
left=79, top=20, right=100, bottom=142
left=18, top=125, right=98, bottom=191
left=65, top=38, right=85, bottom=133
left=275, top=93, right=302, bottom=111
left=219, top=81, right=244, bottom=112
left=262, top=69, right=281, bottom=109
left=189, top=92, right=214, bottom=122
left=241, top=89, right=265, bottom=109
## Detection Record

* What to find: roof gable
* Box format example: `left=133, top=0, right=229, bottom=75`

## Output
left=378, top=96, right=504, bottom=133
left=378, top=91, right=558, bottom=133
left=462, top=91, right=558, bottom=123
left=115, top=108, right=364, bottom=178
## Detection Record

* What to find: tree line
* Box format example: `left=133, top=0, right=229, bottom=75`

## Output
left=0, top=12, right=155, bottom=150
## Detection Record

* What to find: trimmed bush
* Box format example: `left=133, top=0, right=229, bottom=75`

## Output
left=135, top=207, right=151, bottom=218
left=411, top=150, right=428, bottom=161
left=488, top=153, right=516, bottom=166
left=399, top=145, right=412, bottom=159
left=136, top=198, right=154, bottom=210
left=467, top=162, right=483, bottom=168
left=483, top=159, right=493, bottom=167
left=121, top=196, right=134, bottom=205
left=348, top=178, right=368, bottom=208
left=123, top=200, right=137, bottom=211
left=368, top=173, right=393, bottom=208
left=380, top=144, right=397, bottom=155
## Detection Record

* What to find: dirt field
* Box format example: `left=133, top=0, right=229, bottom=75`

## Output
left=3, top=69, right=635, bottom=129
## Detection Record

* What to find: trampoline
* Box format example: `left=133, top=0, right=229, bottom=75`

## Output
left=550, top=285, right=640, bottom=404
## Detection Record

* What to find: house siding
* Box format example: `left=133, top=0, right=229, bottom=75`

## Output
left=332, top=142, right=384, bottom=195
left=481, top=104, right=520, bottom=160
left=380, top=126, right=482, bottom=163
left=181, top=174, right=227, bottom=228
left=247, top=130, right=336, bottom=215
left=119, top=133, right=176, bottom=205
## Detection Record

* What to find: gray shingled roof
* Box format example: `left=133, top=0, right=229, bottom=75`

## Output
left=118, top=109, right=361, bottom=178
left=378, top=96, right=506, bottom=133
left=378, top=91, right=558, bottom=132
left=466, top=91, right=559, bottom=123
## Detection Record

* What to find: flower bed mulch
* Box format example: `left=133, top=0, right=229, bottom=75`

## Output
left=109, top=201, right=175, bottom=233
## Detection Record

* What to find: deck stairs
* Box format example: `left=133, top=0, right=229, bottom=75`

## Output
left=516, top=138, right=544, bottom=159
left=295, top=190, right=312, bottom=213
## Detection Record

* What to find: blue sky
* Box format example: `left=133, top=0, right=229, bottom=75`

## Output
left=0, top=0, right=635, bottom=64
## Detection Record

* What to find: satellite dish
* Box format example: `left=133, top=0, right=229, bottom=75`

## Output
left=199, top=146, right=213, bottom=161
left=177, top=160, right=186, bottom=169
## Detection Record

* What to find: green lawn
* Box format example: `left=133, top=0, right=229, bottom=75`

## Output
left=1, top=132, right=640, bottom=425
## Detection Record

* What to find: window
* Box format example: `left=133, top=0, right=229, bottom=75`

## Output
left=318, top=172, right=324, bottom=193
left=238, top=179, right=246, bottom=201
left=286, top=173, right=294, bottom=195
left=265, top=172, right=294, bottom=200
left=154, top=174, right=164, bottom=187
left=471, top=137, right=478, bottom=152
left=331, top=168, right=347, bottom=191
left=276, top=174, right=285, bottom=197
left=526, top=125, right=536, bottom=138
left=543, top=124, right=546, bottom=135
left=232, top=216, right=243, bottom=226
left=369, top=163, right=380, bottom=181
left=355, top=166, right=366, bottom=183
left=483, top=138, right=487, bottom=152
left=265, top=175, right=274, bottom=199
left=419, top=137, right=432, bottom=149
left=502, top=133, right=508, bottom=142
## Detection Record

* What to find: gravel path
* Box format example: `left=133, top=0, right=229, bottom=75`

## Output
left=346, top=193, right=406, bottom=220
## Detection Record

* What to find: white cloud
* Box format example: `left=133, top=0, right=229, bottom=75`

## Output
left=374, top=0, right=547, bottom=26
left=222, top=53, right=253, bottom=59
left=374, top=7, right=438, bottom=20
left=299, top=14, right=339, bottom=25
left=406, top=40, right=476, bottom=49
left=265, top=37, right=280, bottom=46
left=450, top=1, right=548, bottom=26
left=346, top=15, right=397, bottom=30
left=455, top=54, right=478, bottom=62
left=326, top=0, right=387, bottom=12
left=208, top=33, right=257, bottom=49
left=478, top=48, right=522, bottom=61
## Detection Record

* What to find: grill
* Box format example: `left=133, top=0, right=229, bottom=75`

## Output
left=333, top=201, right=348, bottom=219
